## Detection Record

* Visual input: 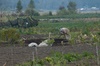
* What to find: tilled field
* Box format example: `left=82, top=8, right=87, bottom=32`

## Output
left=0, top=44, right=100, bottom=66
left=0, top=35, right=100, bottom=66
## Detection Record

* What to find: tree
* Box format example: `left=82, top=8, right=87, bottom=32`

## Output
left=49, top=11, right=52, bottom=16
left=16, top=0, right=23, bottom=13
left=67, top=1, right=77, bottom=14
left=59, top=6, right=65, bottom=10
left=57, top=6, right=67, bottom=15
left=25, top=0, right=35, bottom=16
left=28, top=0, right=35, bottom=9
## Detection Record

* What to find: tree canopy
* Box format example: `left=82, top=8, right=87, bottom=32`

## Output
left=25, top=0, right=39, bottom=16
left=57, top=6, right=67, bottom=15
left=16, top=0, right=23, bottom=13
left=67, top=1, right=77, bottom=14
left=28, top=0, right=35, bottom=9
left=25, top=0, right=35, bottom=16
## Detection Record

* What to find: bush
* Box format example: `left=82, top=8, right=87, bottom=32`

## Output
left=0, top=28, right=20, bottom=44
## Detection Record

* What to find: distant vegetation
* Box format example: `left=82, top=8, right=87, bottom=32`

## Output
left=35, top=13, right=100, bottom=19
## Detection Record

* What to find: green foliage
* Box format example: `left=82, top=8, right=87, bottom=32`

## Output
left=17, top=51, right=95, bottom=66
left=25, top=0, right=39, bottom=16
left=25, top=9, right=34, bottom=16
left=15, top=21, right=100, bottom=38
left=25, top=10, right=40, bottom=16
left=16, top=0, right=23, bottom=13
left=49, top=11, right=52, bottom=16
left=91, top=33, right=99, bottom=43
left=69, top=36, right=76, bottom=45
left=82, top=52, right=95, bottom=59
left=64, top=53, right=82, bottom=62
left=45, top=51, right=67, bottom=66
left=67, top=1, right=77, bottom=14
left=6, top=16, right=39, bottom=28
left=35, top=13, right=100, bottom=20
left=28, top=0, right=35, bottom=9
left=57, top=9, right=68, bottom=15
left=25, top=16, right=39, bottom=27
left=33, top=11, right=40, bottom=16
left=0, top=28, right=20, bottom=44
left=47, top=39, right=55, bottom=45
left=57, top=6, right=68, bottom=15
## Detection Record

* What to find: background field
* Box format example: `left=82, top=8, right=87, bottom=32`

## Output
left=0, top=14, right=100, bottom=66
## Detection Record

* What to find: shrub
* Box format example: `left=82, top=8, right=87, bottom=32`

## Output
left=0, top=28, right=20, bottom=44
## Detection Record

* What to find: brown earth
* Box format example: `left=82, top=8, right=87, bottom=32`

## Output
left=0, top=44, right=100, bottom=66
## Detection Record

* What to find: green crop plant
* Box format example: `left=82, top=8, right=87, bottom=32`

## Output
left=46, top=39, right=55, bottom=46
left=77, top=30, right=91, bottom=44
left=69, top=37, right=76, bottom=45
left=16, top=51, right=96, bottom=66
left=82, top=52, right=95, bottom=59
left=44, top=52, right=67, bottom=66
left=68, top=32, right=78, bottom=45
left=64, top=53, right=82, bottom=62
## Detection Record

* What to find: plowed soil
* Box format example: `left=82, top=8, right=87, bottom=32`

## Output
left=0, top=34, right=100, bottom=66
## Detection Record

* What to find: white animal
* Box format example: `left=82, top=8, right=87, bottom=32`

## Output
left=42, top=39, right=48, bottom=43
left=28, top=42, right=38, bottom=47
left=28, top=40, right=49, bottom=47
left=59, top=27, right=71, bottom=40
left=38, top=42, right=48, bottom=47
left=38, top=39, right=48, bottom=47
